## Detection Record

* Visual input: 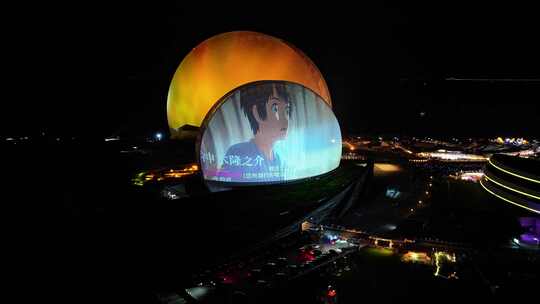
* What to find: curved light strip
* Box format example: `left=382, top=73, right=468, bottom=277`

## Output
left=480, top=178, right=540, bottom=214
left=488, top=158, right=540, bottom=184
left=484, top=175, right=540, bottom=200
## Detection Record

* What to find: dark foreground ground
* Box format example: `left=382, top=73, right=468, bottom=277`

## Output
left=5, top=138, right=365, bottom=303
left=5, top=139, right=539, bottom=303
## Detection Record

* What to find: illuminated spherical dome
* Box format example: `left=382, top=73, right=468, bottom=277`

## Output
left=167, top=31, right=331, bottom=137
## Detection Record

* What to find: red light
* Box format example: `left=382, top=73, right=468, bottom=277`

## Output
left=328, top=289, right=337, bottom=297
left=221, top=276, right=234, bottom=284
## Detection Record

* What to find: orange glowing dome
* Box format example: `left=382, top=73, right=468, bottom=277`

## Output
left=167, top=31, right=331, bottom=137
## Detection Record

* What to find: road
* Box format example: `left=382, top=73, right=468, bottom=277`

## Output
left=337, top=162, right=428, bottom=235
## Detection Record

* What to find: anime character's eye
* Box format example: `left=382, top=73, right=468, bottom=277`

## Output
left=272, top=103, right=280, bottom=120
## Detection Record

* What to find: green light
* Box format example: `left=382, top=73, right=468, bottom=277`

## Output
left=131, top=171, right=148, bottom=186
left=484, top=175, right=540, bottom=200
left=365, top=247, right=394, bottom=256
left=480, top=179, right=540, bottom=214
left=488, top=158, right=540, bottom=184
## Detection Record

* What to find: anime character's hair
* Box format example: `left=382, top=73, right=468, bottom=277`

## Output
left=240, top=82, right=291, bottom=135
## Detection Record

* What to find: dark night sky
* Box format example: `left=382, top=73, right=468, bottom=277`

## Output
left=4, top=2, right=540, bottom=138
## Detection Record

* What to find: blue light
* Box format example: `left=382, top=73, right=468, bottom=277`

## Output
left=155, top=132, right=163, bottom=141
left=386, top=188, right=401, bottom=199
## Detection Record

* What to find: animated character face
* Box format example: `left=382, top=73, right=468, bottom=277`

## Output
left=254, top=85, right=290, bottom=142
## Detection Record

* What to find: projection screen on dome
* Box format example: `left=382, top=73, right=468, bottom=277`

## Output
left=199, top=81, right=341, bottom=184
